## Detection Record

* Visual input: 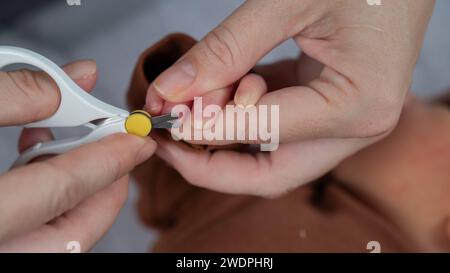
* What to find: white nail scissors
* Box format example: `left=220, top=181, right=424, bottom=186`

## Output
left=0, top=46, right=177, bottom=168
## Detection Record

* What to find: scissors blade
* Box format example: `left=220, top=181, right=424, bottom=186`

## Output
left=151, top=114, right=179, bottom=129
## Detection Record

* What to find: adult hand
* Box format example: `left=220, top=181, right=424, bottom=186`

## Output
left=0, top=61, right=156, bottom=252
left=146, top=0, right=435, bottom=197
left=147, top=0, right=434, bottom=141
left=153, top=55, right=383, bottom=196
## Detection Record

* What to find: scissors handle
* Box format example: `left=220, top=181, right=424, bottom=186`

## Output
left=11, top=117, right=126, bottom=168
left=0, top=46, right=128, bottom=128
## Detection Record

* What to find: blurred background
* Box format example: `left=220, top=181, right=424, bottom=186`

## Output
left=0, top=0, right=449, bottom=252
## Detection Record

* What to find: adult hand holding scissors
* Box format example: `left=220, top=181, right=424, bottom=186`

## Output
left=0, top=60, right=156, bottom=252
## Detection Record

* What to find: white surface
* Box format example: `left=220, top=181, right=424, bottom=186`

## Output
left=0, top=0, right=449, bottom=252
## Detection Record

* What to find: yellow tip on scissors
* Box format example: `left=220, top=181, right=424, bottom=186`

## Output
left=125, top=110, right=152, bottom=137
left=126, top=110, right=178, bottom=137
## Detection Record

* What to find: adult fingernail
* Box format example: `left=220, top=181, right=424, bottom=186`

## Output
left=135, top=138, right=157, bottom=164
left=153, top=58, right=196, bottom=100
left=144, top=85, right=164, bottom=115
left=64, top=60, right=97, bottom=80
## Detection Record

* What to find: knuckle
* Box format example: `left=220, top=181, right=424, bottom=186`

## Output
left=202, top=25, right=240, bottom=68
left=353, top=95, right=402, bottom=137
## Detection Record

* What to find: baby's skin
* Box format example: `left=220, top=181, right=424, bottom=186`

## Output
left=334, top=96, right=450, bottom=251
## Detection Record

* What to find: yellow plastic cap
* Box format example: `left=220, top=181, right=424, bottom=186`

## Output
left=125, top=110, right=152, bottom=137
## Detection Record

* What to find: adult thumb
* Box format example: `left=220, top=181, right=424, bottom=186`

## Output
left=151, top=0, right=314, bottom=103
left=0, top=60, right=97, bottom=126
